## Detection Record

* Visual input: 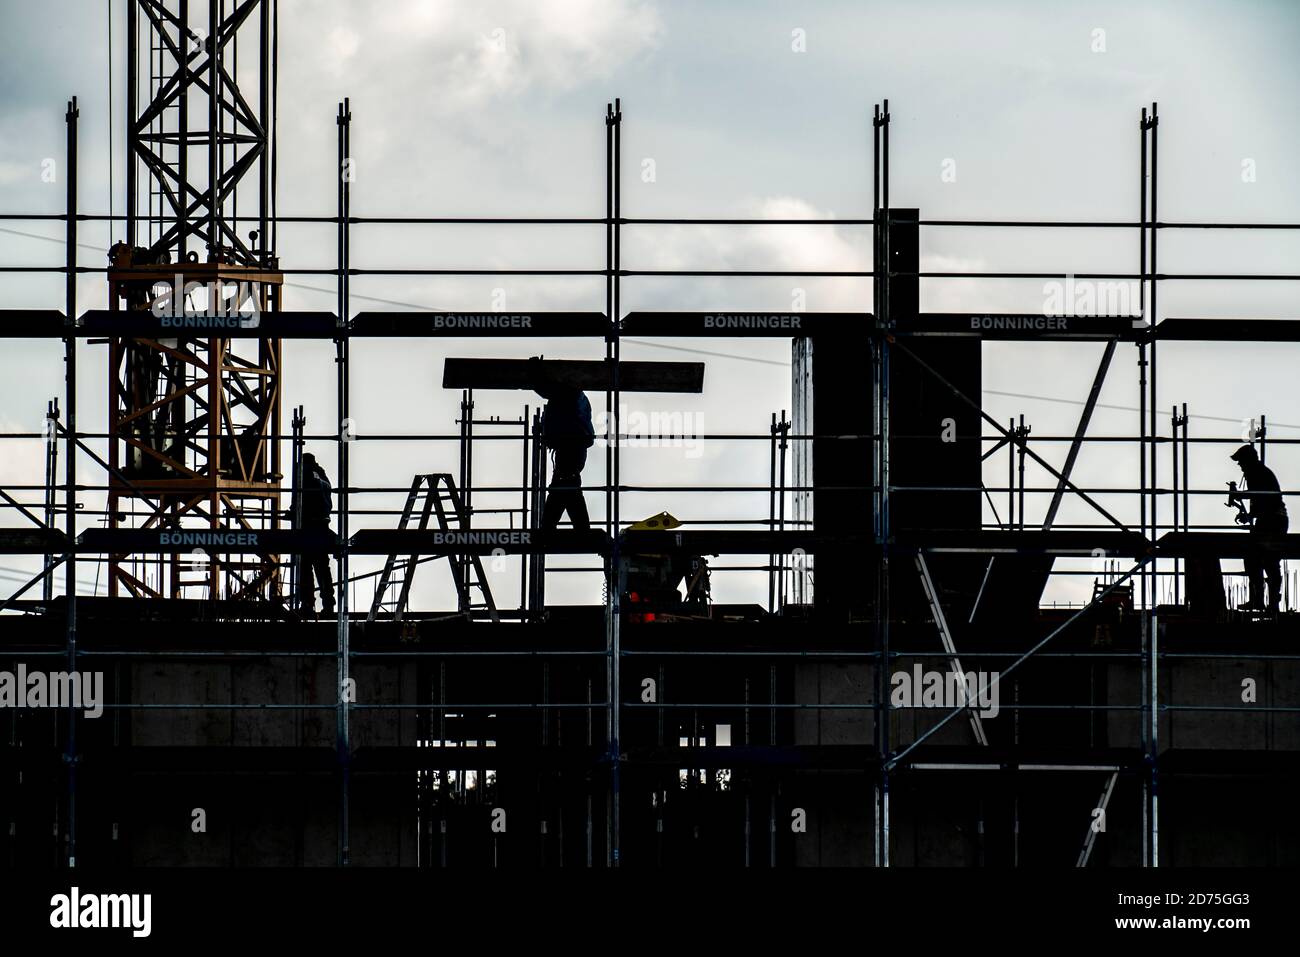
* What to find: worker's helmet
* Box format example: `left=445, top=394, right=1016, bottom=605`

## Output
left=1230, top=444, right=1258, bottom=464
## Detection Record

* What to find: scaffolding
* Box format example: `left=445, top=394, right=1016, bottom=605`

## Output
left=2, top=78, right=1300, bottom=867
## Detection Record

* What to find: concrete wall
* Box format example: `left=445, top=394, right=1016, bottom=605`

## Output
left=117, top=653, right=418, bottom=866
left=794, top=653, right=1300, bottom=866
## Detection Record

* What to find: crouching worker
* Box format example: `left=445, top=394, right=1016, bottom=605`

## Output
left=287, top=451, right=336, bottom=618
left=530, top=356, right=594, bottom=532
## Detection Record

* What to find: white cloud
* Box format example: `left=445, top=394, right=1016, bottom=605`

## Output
left=621, top=195, right=994, bottom=314
left=286, top=0, right=663, bottom=108
left=325, top=25, right=362, bottom=63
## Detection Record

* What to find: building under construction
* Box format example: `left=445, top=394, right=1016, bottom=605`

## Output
left=2, top=1, right=1299, bottom=869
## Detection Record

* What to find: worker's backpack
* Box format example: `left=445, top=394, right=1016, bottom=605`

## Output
left=303, top=467, right=333, bottom=520
left=576, top=393, right=595, bottom=448
left=542, top=392, right=596, bottom=450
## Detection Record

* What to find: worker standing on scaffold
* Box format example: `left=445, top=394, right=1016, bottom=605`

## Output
left=288, top=451, right=337, bottom=618
left=1228, top=444, right=1288, bottom=615
left=529, top=356, right=594, bottom=532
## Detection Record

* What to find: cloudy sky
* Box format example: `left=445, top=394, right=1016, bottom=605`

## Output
left=2, top=0, right=1299, bottom=610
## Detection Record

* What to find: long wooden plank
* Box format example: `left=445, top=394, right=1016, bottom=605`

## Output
left=442, top=357, right=705, bottom=392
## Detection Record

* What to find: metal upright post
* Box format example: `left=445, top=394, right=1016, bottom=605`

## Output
left=207, top=0, right=219, bottom=252
left=178, top=0, right=188, bottom=261
left=1017, top=414, right=1027, bottom=530
left=609, top=96, right=624, bottom=868
left=1139, top=108, right=1149, bottom=583
left=601, top=101, right=614, bottom=866
left=289, top=405, right=305, bottom=606
left=871, top=100, right=882, bottom=867
left=1148, top=101, right=1160, bottom=867
left=1138, top=105, right=1150, bottom=866
left=458, top=389, right=474, bottom=611
left=877, top=98, right=892, bottom=868
left=613, top=99, right=622, bottom=541
left=1150, top=608, right=1160, bottom=867
left=1008, top=418, right=1015, bottom=528
left=530, top=409, right=545, bottom=615
left=768, top=412, right=778, bottom=612
left=777, top=411, right=789, bottom=609
left=258, top=0, right=270, bottom=262
left=1149, top=104, right=1160, bottom=610
left=64, top=96, right=79, bottom=869
left=1170, top=405, right=1190, bottom=605
left=335, top=97, right=352, bottom=866
left=520, top=403, right=529, bottom=614
left=604, top=105, right=614, bottom=540
left=1171, top=405, right=1181, bottom=605
left=43, top=399, right=60, bottom=603
left=1181, top=403, right=1189, bottom=540
left=126, top=0, right=137, bottom=249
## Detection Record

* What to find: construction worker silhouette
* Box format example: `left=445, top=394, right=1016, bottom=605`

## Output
left=1229, top=444, right=1288, bottom=614
left=530, top=357, right=594, bottom=532
left=288, top=451, right=336, bottom=617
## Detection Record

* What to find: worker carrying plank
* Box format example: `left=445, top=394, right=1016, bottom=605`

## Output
left=1227, top=443, right=1289, bottom=614
left=530, top=356, right=595, bottom=531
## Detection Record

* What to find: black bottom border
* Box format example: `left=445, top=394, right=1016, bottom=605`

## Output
left=0, top=867, right=1284, bottom=943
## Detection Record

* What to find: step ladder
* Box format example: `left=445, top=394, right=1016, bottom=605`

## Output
left=368, top=473, right=499, bottom=623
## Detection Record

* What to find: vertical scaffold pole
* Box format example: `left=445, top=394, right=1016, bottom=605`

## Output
left=871, top=100, right=882, bottom=868
left=1138, top=103, right=1150, bottom=867
left=610, top=96, right=623, bottom=868
left=64, top=95, right=79, bottom=870
left=1148, top=101, right=1160, bottom=867
left=335, top=97, right=352, bottom=867
left=872, top=98, right=892, bottom=868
